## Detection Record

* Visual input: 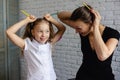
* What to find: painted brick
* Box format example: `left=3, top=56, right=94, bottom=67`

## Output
left=19, top=0, right=120, bottom=80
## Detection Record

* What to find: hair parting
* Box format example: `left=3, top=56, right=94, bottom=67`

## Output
left=70, top=4, right=95, bottom=24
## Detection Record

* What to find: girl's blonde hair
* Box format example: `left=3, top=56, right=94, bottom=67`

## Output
left=23, top=18, right=55, bottom=42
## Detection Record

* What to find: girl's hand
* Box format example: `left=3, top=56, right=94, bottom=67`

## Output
left=25, top=15, right=37, bottom=23
left=91, top=9, right=101, bottom=28
left=44, top=14, right=54, bottom=22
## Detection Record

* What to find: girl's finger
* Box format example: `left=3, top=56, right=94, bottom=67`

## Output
left=29, top=15, right=36, bottom=20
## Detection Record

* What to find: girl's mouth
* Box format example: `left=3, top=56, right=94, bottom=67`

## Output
left=40, top=38, right=46, bottom=41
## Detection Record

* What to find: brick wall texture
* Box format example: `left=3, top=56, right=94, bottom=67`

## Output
left=19, top=0, right=120, bottom=80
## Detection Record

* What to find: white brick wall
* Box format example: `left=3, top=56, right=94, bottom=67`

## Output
left=19, top=0, right=120, bottom=80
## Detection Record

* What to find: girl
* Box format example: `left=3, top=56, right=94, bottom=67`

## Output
left=57, top=5, right=119, bottom=80
left=6, top=14, right=66, bottom=80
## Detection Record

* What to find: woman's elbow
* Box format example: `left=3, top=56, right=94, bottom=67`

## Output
left=97, top=53, right=110, bottom=61
left=98, top=56, right=107, bottom=61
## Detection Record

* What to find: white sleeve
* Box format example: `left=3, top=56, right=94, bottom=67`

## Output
left=24, top=38, right=29, bottom=51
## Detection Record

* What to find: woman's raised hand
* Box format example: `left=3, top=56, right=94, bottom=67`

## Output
left=91, top=9, right=101, bottom=28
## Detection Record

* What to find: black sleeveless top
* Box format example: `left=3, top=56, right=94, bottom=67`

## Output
left=75, top=27, right=120, bottom=80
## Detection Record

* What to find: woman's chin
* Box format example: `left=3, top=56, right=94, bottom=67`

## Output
left=81, top=33, right=88, bottom=36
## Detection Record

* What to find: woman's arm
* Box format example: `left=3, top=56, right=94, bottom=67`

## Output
left=91, top=10, right=119, bottom=61
left=6, top=15, right=36, bottom=49
left=57, top=11, right=75, bottom=28
left=44, top=14, right=66, bottom=44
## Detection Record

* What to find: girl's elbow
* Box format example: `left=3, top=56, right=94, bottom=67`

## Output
left=63, top=26, right=66, bottom=31
left=6, top=30, right=9, bottom=36
left=60, top=25, right=66, bottom=32
left=6, top=29, right=12, bottom=37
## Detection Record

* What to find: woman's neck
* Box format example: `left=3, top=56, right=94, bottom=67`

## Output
left=89, top=24, right=105, bottom=36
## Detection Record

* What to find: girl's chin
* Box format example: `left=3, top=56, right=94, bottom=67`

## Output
left=39, top=40, right=47, bottom=44
left=36, top=40, right=46, bottom=44
left=35, top=38, right=47, bottom=44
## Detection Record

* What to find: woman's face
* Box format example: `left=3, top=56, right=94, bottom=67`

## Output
left=31, top=23, right=50, bottom=44
left=73, top=19, right=92, bottom=36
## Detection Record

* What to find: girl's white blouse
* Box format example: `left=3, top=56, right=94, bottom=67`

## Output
left=24, top=38, right=56, bottom=80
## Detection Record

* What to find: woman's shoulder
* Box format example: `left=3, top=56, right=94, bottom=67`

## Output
left=104, top=26, right=119, bottom=35
left=105, top=26, right=118, bottom=31
left=104, top=26, right=120, bottom=40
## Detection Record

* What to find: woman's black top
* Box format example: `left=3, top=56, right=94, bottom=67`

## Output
left=75, top=27, right=120, bottom=80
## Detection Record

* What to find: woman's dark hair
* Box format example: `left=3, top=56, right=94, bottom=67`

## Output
left=70, top=5, right=95, bottom=23
left=23, top=18, right=54, bottom=42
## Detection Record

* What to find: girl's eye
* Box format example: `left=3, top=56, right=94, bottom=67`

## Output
left=37, top=30, right=49, bottom=33
left=46, top=31, right=49, bottom=32
left=38, top=31, right=42, bottom=32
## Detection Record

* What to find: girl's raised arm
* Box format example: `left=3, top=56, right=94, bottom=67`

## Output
left=44, top=14, right=66, bottom=44
left=6, top=15, right=36, bottom=49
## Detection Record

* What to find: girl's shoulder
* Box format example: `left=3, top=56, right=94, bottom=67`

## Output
left=24, top=38, right=33, bottom=44
left=24, top=38, right=33, bottom=50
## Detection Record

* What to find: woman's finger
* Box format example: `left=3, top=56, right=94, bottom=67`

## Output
left=91, top=9, right=101, bottom=20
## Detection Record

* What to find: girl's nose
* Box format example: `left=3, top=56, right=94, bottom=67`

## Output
left=42, top=32, right=45, bottom=37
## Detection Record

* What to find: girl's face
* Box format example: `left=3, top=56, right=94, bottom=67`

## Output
left=73, top=19, right=92, bottom=36
left=32, top=23, right=50, bottom=44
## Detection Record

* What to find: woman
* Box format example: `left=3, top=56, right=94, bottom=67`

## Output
left=57, top=5, right=119, bottom=80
